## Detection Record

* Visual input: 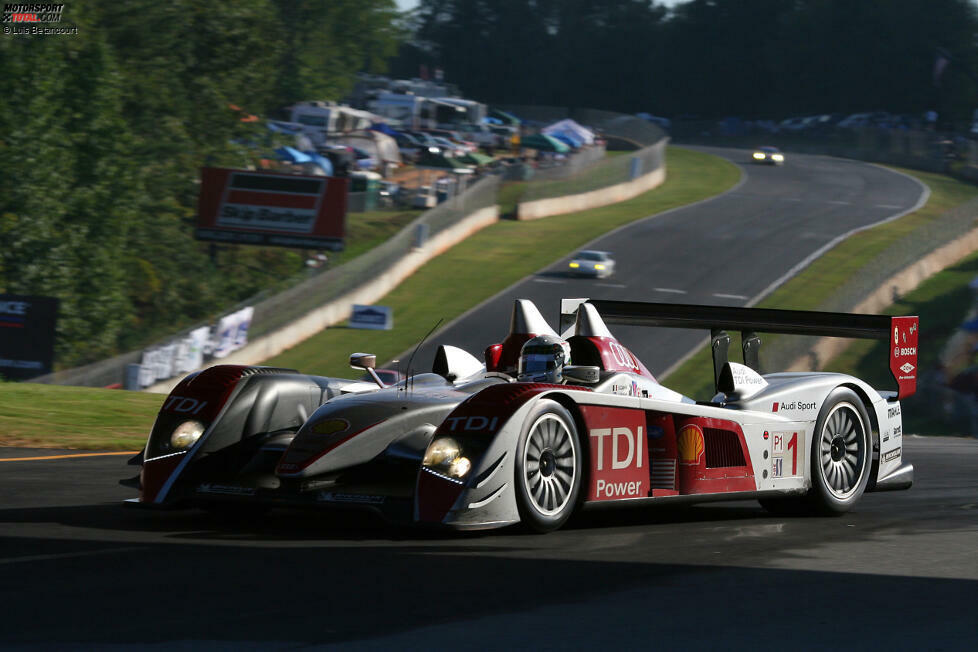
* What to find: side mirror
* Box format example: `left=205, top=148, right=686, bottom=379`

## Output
left=350, top=352, right=385, bottom=388
left=563, top=365, right=600, bottom=384
left=350, top=352, right=377, bottom=370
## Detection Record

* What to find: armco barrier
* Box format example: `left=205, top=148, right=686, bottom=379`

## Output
left=516, top=140, right=667, bottom=220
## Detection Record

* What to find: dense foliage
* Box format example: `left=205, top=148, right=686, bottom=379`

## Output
left=393, top=0, right=978, bottom=123
left=0, top=0, right=400, bottom=367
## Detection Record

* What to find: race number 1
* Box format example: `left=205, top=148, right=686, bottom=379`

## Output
left=771, top=431, right=800, bottom=478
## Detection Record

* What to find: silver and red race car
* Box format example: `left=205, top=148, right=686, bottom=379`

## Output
left=124, top=298, right=917, bottom=532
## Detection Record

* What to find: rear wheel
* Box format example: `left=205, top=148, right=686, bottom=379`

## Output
left=810, top=388, right=872, bottom=514
left=514, top=400, right=582, bottom=533
left=760, top=387, right=872, bottom=516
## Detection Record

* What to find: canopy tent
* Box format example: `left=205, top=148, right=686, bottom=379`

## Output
left=542, top=118, right=595, bottom=145
left=520, top=133, right=570, bottom=153
left=303, top=152, right=333, bottom=176
left=267, top=120, right=303, bottom=134
left=549, top=132, right=583, bottom=149
left=275, top=146, right=313, bottom=163
left=488, top=108, right=521, bottom=126
left=331, top=130, right=401, bottom=165
left=369, top=122, right=400, bottom=137
left=457, top=151, right=495, bottom=166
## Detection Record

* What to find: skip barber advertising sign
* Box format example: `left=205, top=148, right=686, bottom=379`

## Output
left=0, top=294, right=58, bottom=381
left=195, top=167, right=348, bottom=251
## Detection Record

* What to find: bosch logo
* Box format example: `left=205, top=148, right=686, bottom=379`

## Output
left=894, top=347, right=916, bottom=357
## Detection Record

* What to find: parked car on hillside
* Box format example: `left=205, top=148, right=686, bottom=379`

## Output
left=455, top=123, right=498, bottom=148
left=428, top=136, right=469, bottom=158
left=392, top=131, right=428, bottom=161
left=419, top=129, right=478, bottom=153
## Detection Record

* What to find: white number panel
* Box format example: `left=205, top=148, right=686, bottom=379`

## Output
left=770, top=431, right=803, bottom=478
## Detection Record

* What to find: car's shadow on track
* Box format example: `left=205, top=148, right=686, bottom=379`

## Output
left=0, top=499, right=778, bottom=544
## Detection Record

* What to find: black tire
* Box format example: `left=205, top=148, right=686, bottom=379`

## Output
left=514, top=400, right=583, bottom=533
left=809, top=387, right=872, bottom=514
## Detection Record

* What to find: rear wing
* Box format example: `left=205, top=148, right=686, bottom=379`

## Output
left=560, top=299, right=918, bottom=399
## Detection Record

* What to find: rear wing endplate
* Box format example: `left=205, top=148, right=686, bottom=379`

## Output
left=560, top=299, right=918, bottom=399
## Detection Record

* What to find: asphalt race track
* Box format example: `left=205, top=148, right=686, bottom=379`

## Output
left=404, top=147, right=926, bottom=377
left=3, top=148, right=974, bottom=649
left=0, top=436, right=975, bottom=648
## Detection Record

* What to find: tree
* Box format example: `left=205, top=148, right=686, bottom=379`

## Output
left=272, top=0, right=402, bottom=107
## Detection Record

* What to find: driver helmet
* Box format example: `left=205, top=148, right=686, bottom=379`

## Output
left=518, top=334, right=571, bottom=383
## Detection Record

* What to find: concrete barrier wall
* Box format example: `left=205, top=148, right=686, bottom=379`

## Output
left=788, top=226, right=978, bottom=372
left=516, top=162, right=665, bottom=221
left=146, top=204, right=499, bottom=394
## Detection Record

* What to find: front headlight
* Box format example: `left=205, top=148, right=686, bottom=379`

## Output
left=423, top=436, right=472, bottom=479
left=753, top=152, right=765, bottom=160
left=594, top=264, right=605, bottom=270
left=170, top=420, right=205, bottom=450
left=569, top=262, right=580, bottom=268
left=772, top=154, right=784, bottom=161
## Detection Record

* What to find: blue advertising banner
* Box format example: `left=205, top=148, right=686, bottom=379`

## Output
left=350, top=304, right=393, bottom=330
left=0, top=294, right=58, bottom=380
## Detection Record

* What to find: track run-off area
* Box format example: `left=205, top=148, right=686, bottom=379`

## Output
left=1, top=150, right=975, bottom=649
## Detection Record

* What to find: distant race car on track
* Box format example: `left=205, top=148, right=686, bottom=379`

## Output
left=752, top=146, right=785, bottom=165
left=124, top=298, right=917, bottom=533
left=567, top=250, right=615, bottom=278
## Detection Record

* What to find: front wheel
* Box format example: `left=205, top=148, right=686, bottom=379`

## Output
left=514, top=400, right=583, bottom=533
left=810, top=388, right=872, bottom=514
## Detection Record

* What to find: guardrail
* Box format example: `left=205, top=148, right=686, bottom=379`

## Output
left=517, top=141, right=666, bottom=213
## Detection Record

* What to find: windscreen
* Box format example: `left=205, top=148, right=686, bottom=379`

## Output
left=578, top=252, right=604, bottom=261
left=520, top=353, right=557, bottom=376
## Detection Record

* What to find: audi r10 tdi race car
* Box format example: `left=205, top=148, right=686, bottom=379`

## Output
left=124, top=298, right=916, bottom=532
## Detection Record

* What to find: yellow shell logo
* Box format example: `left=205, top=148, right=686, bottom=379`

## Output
left=678, top=424, right=704, bottom=465
left=311, top=418, right=349, bottom=436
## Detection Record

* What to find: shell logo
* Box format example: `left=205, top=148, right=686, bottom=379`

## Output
left=310, top=418, right=349, bottom=436
left=678, top=424, right=704, bottom=465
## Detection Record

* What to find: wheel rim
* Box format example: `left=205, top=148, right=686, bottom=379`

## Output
left=818, top=402, right=866, bottom=499
left=522, top=414, right=577, bottom=516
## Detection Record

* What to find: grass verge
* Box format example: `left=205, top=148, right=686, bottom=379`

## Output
left=267, top=146, right=740, bottom=377
left=0, top=383, right=160, bottom=450
left=662, top=167, right=978, bottom=406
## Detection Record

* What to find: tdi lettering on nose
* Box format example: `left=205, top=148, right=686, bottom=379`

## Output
left=590, top=426, right=644, bottom=470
